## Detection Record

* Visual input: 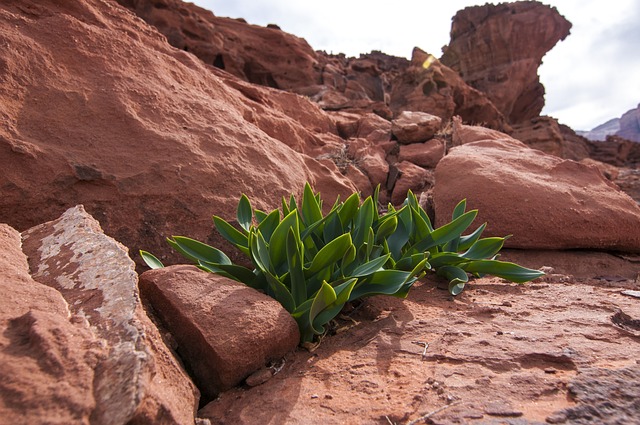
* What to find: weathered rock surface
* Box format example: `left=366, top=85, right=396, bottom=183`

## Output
left=139, top=265, right=300, bottom=402
left=116, top=0, right=321, bottom=90
left=198, top=276, right=640, bottom=424
left=441, top=2, right=571, bottom=123
left=389, top=48, right=508, bottom=130
left=0, top=223, right=99, bottom=424
left=511, top=116, right=590, bottom=161
left=391, top=111, right=442, bottom=144
left=398, top=138, right=446, bottom=169
left=0, top=0, right=354, bottom=267
left=547, top=365, right=640, bottom=424
left=434, top=127, right=640, bottom=252
left=20, top=205, right=198, bottom=424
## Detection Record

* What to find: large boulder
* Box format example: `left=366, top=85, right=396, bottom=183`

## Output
left=434, top=127, right=640, bottom=252
left=0, top=0, right=354, bottom=267
left=2, top=205, right=199, bottom=424
left=139, top=265, right=300, bottom=402
left=441, top=2, right=571, bottom=123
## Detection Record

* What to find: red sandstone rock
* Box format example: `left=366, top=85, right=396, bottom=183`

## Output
left=441, top=2, right=571, bottom=124
left=398, top=138, right=446, bottom=169
left=116, top=0, right=321, bottom=90
left=345, top=138, right=391, bottom=189
left=0, top=0, right=355, bottom=267
left=390, top=48, right=508, bottom=130
left=511, top=116, right=590, bottom=160
left=391, top=161, right=434, bottom=205
left=434, top=130, right=640, bottom=252
left=139, top=265, right=300, bottom=402
left=21, top=205, right=199, bottom=424
left=0, top=224, right=99, bottom=424
left=391, top=111, right=442, bottom=144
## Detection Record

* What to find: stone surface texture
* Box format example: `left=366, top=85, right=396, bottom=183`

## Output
left=0, top=0, right=354, bottom=269
left=20, top=205, right=199, bottom=424
left=139, top=265, right=300, bottom=402
left=434, top=126, right=640, bottom=252
left=391, top=111, right=442, bottom=144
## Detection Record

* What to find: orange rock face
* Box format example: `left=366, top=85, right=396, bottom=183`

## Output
left=441, top=2, right=571, bottom=123
left=0, top=0, right=354, bottom=266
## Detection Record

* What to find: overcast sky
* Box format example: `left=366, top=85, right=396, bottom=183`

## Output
left=193, top=0, right=639, bottom=131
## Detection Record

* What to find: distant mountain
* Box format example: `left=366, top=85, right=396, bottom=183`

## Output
left=578, top=104, right=640, bottom=142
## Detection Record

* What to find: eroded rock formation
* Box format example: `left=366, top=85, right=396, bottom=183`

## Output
left=441, top=2, right=572, bottom=124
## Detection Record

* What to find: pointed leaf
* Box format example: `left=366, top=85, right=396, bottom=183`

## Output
left=256, top=209, right=281, bottom=243
left=460, top=260, right=545, bottom=283
left=306, top=233, right=353, bottom=275
left=352, top=196, right=374, bottom=248
left=338, top=192, right=360, bottom=227
left=461, top=236, right=509, bottom=260
left=301, top=183, right=323, bottom=227
left=198, top=261, right=258, bottom=287
left=237, top=194, right=252, bottom=232
left=375, top=214, right=398, bottom=243
left=140, top=250, right=164, bottom=269
left=167, top=236, right=232, bottom=265
left=309, top=281, right=337, bottom=334
left=269, top=210, right=299, bottom=269
left=409, top=210, right=477, bottom=253
left=457, top=223, right=488, bottom=251
left=452, top=199, right=467, bottom=220
left=387, top=205, right=412, bottom=260
left=286, top=228, right=306, bottom=306
left=351, top=254, right=391, bottom=277
left=213, top=216, right=249, bottom=253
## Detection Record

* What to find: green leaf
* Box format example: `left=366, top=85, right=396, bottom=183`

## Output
left=352, top=196, right=374, bottom=248
left=457, top=223, right=488, bottom=251
left=254, top=209, right=268, bottom=224
left=375, top=214, right=398, bottom=243
left=309, top=281, right=337, bottom=334
left=461, top=236, right=509, bottom=260
left=387, top=205, right=412, bottom=260
left=338, top=192, right=360, bottom=227
left=256, top=209, right=281, bottom=243
left=269, top=210, right=299, bottom=270
left=198, top=261, right=258, bottom=287
left=395, top=252, right=429, bottom=271
left=427, top=252, right=467, bottom=269
left=436, top=265, right=469, bottom=296
left=265, top=271, right=295, bottom=313
left=349, top=270, right=413, bottom=300
left=306, top=233, right=353, bottom=275
left=167, top=236, right=232, bottom=265
left=409, top=210, right=477, bottom=253
left=213, top=216, right=249, bottom=253
left=311, top=278, right=357, bottom=331
left=323, top=212, right=343, bottom=243
left=452, top=199, right=467, bottom=220
left=140, top=250, right=164, bottom=269
left=351, top=254, right=391, bottom=277
left=460, top=260, right=545, bottom=284
left=237, top=194, right=252, bottom=232
left=301, top=183, right=323, bottom=227
left=286, top=228, right=306, bottom=306
left=249, top=230, right=272, bottom=275
left=410, top=206, right=432, bottom=243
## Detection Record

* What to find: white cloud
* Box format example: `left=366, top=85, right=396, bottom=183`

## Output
left=194, top=0, right=640, bottom=131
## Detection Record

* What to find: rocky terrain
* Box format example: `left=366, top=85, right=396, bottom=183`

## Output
left=1, top=0, right=639, bottom=424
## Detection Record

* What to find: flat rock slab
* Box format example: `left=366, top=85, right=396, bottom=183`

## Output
left=392, top=111, right=442, bottom=144
left=139, top=265, right=300, bottom=402
left=198, top=277, right=640, bottom=424
left=20, top=206, right=198, bottom=424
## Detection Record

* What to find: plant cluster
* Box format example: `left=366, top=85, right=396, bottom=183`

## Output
left=141, top=183, right=543, bottom=343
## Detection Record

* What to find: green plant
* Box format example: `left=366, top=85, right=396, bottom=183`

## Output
left=141, top=183, right=543, bottom=343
